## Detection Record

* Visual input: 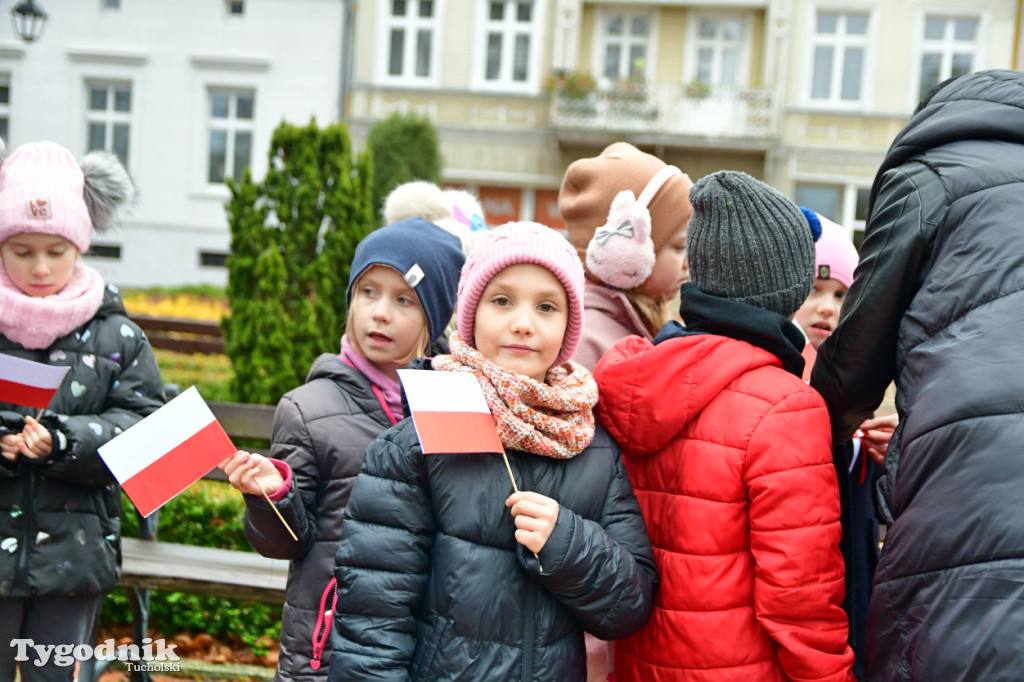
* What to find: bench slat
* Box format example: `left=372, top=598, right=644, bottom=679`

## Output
left=120, top=537, right=288, bottom=604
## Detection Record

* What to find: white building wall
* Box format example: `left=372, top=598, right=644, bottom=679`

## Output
left=0, top=0, right=344, bottom=288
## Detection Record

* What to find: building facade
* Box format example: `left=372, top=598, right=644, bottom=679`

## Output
left=0, top=0, right=1019, bottom=286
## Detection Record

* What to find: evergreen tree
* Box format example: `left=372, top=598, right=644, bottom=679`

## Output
left=224, top=118, right=374, bottom=404
left=367, top=112, right=442, bottom=220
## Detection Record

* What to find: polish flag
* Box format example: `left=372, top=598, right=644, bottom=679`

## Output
left=397, top=369, right=503, bottom=455
left=98, top=386, right=236, bottom=517
left=0, top=353, right=70, bottom=410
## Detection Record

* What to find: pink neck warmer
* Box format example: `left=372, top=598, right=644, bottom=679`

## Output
left=0, top=261, right=106, bottom=349
left=340, top=336, right=404, bottom=423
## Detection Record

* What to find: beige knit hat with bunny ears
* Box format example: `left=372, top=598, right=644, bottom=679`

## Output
left=558, top=142, right=693, bottom=285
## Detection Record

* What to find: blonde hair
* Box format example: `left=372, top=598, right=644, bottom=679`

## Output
left=625, top=289, right=672, bottom=338
left=344, top=268, right=432, bottom=365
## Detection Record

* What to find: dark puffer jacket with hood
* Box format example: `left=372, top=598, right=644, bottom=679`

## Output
left=810, top=69, right=1024, bottom=680
left=326, top=372, right=657, bottom=682
left=0, top=284, right=165, bottom=598
left=242, top=353, right=393, bottom=681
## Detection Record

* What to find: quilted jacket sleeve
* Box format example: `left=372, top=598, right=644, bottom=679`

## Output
left=527, top=444, right=657, bottom=640
left=811, top=162, right=943, bottom=443
left=328, top=422, right=435, bottom=682
left=243, top=395, right=320, bottom=560
left=745, top=389, right=855, bottom=682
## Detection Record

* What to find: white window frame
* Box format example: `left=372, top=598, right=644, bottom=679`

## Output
left=591, top=6, right=658, bottom=88
left=805, top=5, right=874, bottom=109
left=686, top=11, right=751, bottom=92
left=377, top=0, right=441, bottom=86
left=206, top=88, right=255, bottom=185
left=912, top=9, right=985, bottom=109
left=794, top=180, right=870, bottom=244
left=472, top=0, right=545, bottom=93
left=85, top=81, right=132, bottom=168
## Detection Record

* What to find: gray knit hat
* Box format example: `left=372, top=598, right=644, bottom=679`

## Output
left=687, top=171, right=815, bottom=318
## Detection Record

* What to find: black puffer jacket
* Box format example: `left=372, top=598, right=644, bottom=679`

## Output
left=243, top=354, right=392, bottom=682
left=328, top=403, right=657, bottom=681
left=0, top=284, right=165, bottom=598
left=810, top=70, right=1024, bottom=680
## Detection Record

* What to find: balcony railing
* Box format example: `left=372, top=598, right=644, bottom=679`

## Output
left=549, top=83, right=778, bottom=141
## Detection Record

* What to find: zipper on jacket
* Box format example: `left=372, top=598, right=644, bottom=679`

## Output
left=13, top=469, right=38, bottom=592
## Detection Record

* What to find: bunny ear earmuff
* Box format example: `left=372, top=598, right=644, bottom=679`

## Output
left=585, top=165, right=682, bottom=289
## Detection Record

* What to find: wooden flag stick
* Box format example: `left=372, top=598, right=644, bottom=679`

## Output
left=502, top=450, right=542, bottom=571
left=35, top=407, right=45, bottom=421
left=254, top=479, right=299, bottom=542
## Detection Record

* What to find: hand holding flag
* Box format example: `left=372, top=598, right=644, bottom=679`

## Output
left=398, top=369, right=545, bottom=568
left=0, top=353, right=70, bottom=412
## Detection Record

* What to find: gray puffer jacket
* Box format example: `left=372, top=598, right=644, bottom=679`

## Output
left=0, top=284, right=165, bottom=598
left=243, top=353, right=393, bottom=682
left=811, top=70, right=1024, bottom=680
left=327, top=396, right=657, bottom=682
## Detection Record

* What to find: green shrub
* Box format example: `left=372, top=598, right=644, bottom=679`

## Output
left=367, top=112, right=442, bottom=221
left=154, top=350, right=234, bottom=402
left=101, top=482, right=282, bottom=653
left=224, top=118, right=374, bottom=405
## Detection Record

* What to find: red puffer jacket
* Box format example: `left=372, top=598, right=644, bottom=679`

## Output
left=595, top=332, right=854, bottom=682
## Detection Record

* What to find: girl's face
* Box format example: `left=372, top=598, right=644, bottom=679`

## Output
left=795, top=277, right=848, bottom=349
left=0, top=233, right=79, bottom=298
left=348, top=265, right=429, bottom=381
left=639, top=223, right=688, bottom=298
left=473, top=263, right=568, bottom=383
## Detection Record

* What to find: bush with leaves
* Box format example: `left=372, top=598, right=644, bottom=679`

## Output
left=101, top=484, right=281, bottom=655
left=224, top=118, right=375, bottom=405
left=367, top=112, right=442, bottom=221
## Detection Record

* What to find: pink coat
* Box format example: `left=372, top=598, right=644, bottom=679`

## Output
left=573, top=282, right=651, bottom=371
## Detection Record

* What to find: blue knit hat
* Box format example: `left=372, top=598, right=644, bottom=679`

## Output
left=346, top=217, right=465, bottom=342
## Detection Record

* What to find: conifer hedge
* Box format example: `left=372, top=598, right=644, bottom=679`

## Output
left=223, top=118, right=375, bottom=405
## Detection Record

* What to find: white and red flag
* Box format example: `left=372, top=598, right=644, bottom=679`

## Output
left=397, top=369, right=503, bottom=455
left=98, top=386, right=235, bottom=517
left=0, top=353, right=70, bottom=410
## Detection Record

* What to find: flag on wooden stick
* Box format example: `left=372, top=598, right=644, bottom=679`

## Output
left=98, top=386, right=236, bottom=517
left=397, top=369, right=503, bottom=455
left=0, top=353, right=70, bottom=410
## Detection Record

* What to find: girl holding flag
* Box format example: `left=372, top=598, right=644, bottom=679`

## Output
left=327, top=222, right=656, bottom=682
left=0, top=140, right=164, bottom=681
left=218, top=217, right=465, bottom=680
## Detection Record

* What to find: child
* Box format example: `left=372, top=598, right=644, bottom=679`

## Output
left=218, top=216, right=465, bottom=679
left=558, top=142, right=693, bottom=370
left=594, top=171, right=855, bottom=682
left=327, top=222, right=657, bottom=682
left=795, top=211, right=890, bottom=680
left=0, top=141, right=165, bottom=681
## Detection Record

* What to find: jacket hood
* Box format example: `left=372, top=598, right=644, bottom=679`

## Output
left=876, top=70, right=1024, bottom=193
left=95, top=284, right=129, bottom=319
left=306, top=352, right=377, bottom=398
left=594, top=286, right=803, bottom=457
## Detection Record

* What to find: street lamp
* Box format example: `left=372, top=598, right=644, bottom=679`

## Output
left=10, top=0, right=47, bottom=43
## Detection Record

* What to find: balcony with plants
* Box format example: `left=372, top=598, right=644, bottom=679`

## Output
left=545, top=70, right=778, bottom=141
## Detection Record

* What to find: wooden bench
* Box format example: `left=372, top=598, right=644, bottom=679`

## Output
left=129, top=314, right=225, bottom=354
left=80, top=398, right=287, bottom=682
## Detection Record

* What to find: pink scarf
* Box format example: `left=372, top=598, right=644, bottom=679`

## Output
left=0, top=261, right=105, bottom=349
left=432, top=333, right=598, bottom=459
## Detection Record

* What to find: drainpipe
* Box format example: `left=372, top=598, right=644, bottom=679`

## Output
left=339, top=0, right=356, bottom=120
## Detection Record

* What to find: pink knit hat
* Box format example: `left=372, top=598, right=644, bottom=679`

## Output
left=0, top=142, right=93, bottom=252
left=456, top=221, right=584, bottom=368
left=814, top=213, right=859, bottom=289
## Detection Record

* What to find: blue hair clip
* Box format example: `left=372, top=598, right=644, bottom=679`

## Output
left=799, top=206, right=823, bottom=242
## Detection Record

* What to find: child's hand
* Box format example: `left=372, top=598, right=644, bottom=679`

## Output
left=1, top=433, right=21, bottom=461
left=507, top=491, right=559, bottom=554
left=18, top=416, right=53, bottom=460
left=218, top=450, right=285, bottom=496
left=859, top=413, right=898, bottom=465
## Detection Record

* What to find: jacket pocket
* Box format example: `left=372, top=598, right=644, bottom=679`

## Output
left=412, top=615, right=451, bottom=681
